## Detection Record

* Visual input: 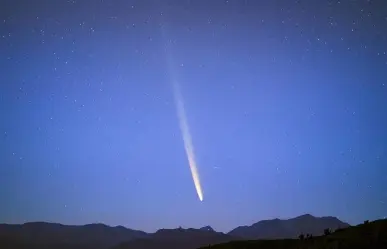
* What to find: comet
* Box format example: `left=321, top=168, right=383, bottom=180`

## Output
left=161, top=25, right=204, bottom=202
left=171, top=80, right=204, bottom=202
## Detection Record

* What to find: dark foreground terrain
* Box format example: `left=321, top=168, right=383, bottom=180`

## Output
left=201, top=219, right=387, bottom=249
left=0, top=216, right=384, bottom=249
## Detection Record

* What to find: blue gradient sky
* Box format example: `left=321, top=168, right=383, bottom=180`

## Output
left=1, top=0, right=387, bottom=232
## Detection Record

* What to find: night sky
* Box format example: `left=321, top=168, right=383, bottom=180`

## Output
left=1, top=0, right=387, bottom=233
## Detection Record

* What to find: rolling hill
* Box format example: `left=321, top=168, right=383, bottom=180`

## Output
left=0, top=222, right=148, bottom=249
left=0, top=214, right=352, bottom=249
left=201, top=218, right=387, bottom=249
left=112, top=227, right=237, bottom=249
left=228, top=214, right=350, bottom=239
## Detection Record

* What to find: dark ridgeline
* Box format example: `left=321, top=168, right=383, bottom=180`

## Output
left=113, top=227, right=237, bottom=249
left=200, top=218, right=387, bottom=249
left=228, top=214, right=350, bottom=239
left=0, top=222, right=149, bottom=249
left=199, top=226, right=215, bottom=232
left=0, top=214, right=355, bottom=249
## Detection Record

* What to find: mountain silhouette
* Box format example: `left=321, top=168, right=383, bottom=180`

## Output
left=112, top=227, right=236, bottom=249
left=199, top=226, right=215, bottom=232
left=200, top=218, right=387, bottom=249
left=227, top=214, right=350, bottom=239
left=0, top=214, right=350, bottom=249
left=0, top=222, right=148, bottom=249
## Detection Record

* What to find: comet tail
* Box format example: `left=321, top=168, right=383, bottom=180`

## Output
left=161, top=25, right=204, bottom=202
left=171, top=81, right=204, bottom=202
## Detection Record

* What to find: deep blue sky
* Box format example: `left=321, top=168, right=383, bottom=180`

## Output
left=1, top=0, right=387, bottom=233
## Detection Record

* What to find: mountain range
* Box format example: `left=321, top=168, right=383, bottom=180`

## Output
left=229, top=214, right=349, bottom=239
left=0, top=214, right=350, bottom=249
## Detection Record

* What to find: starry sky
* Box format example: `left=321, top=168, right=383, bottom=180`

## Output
left=1, top=0, right=387, bottom=233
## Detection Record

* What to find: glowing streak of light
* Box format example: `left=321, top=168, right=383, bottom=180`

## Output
left=172, top=81, right=204, bottom=201
left=161, top=25, right=204, bottom=202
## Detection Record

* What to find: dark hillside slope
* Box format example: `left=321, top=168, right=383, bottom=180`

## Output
left=228, top=214, right=349, bottom=239
left=113, top=228, right=238, bottom=249
left=203, top=218, right=387, bottom=249
left=0, top=222, right=148, bottom=249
